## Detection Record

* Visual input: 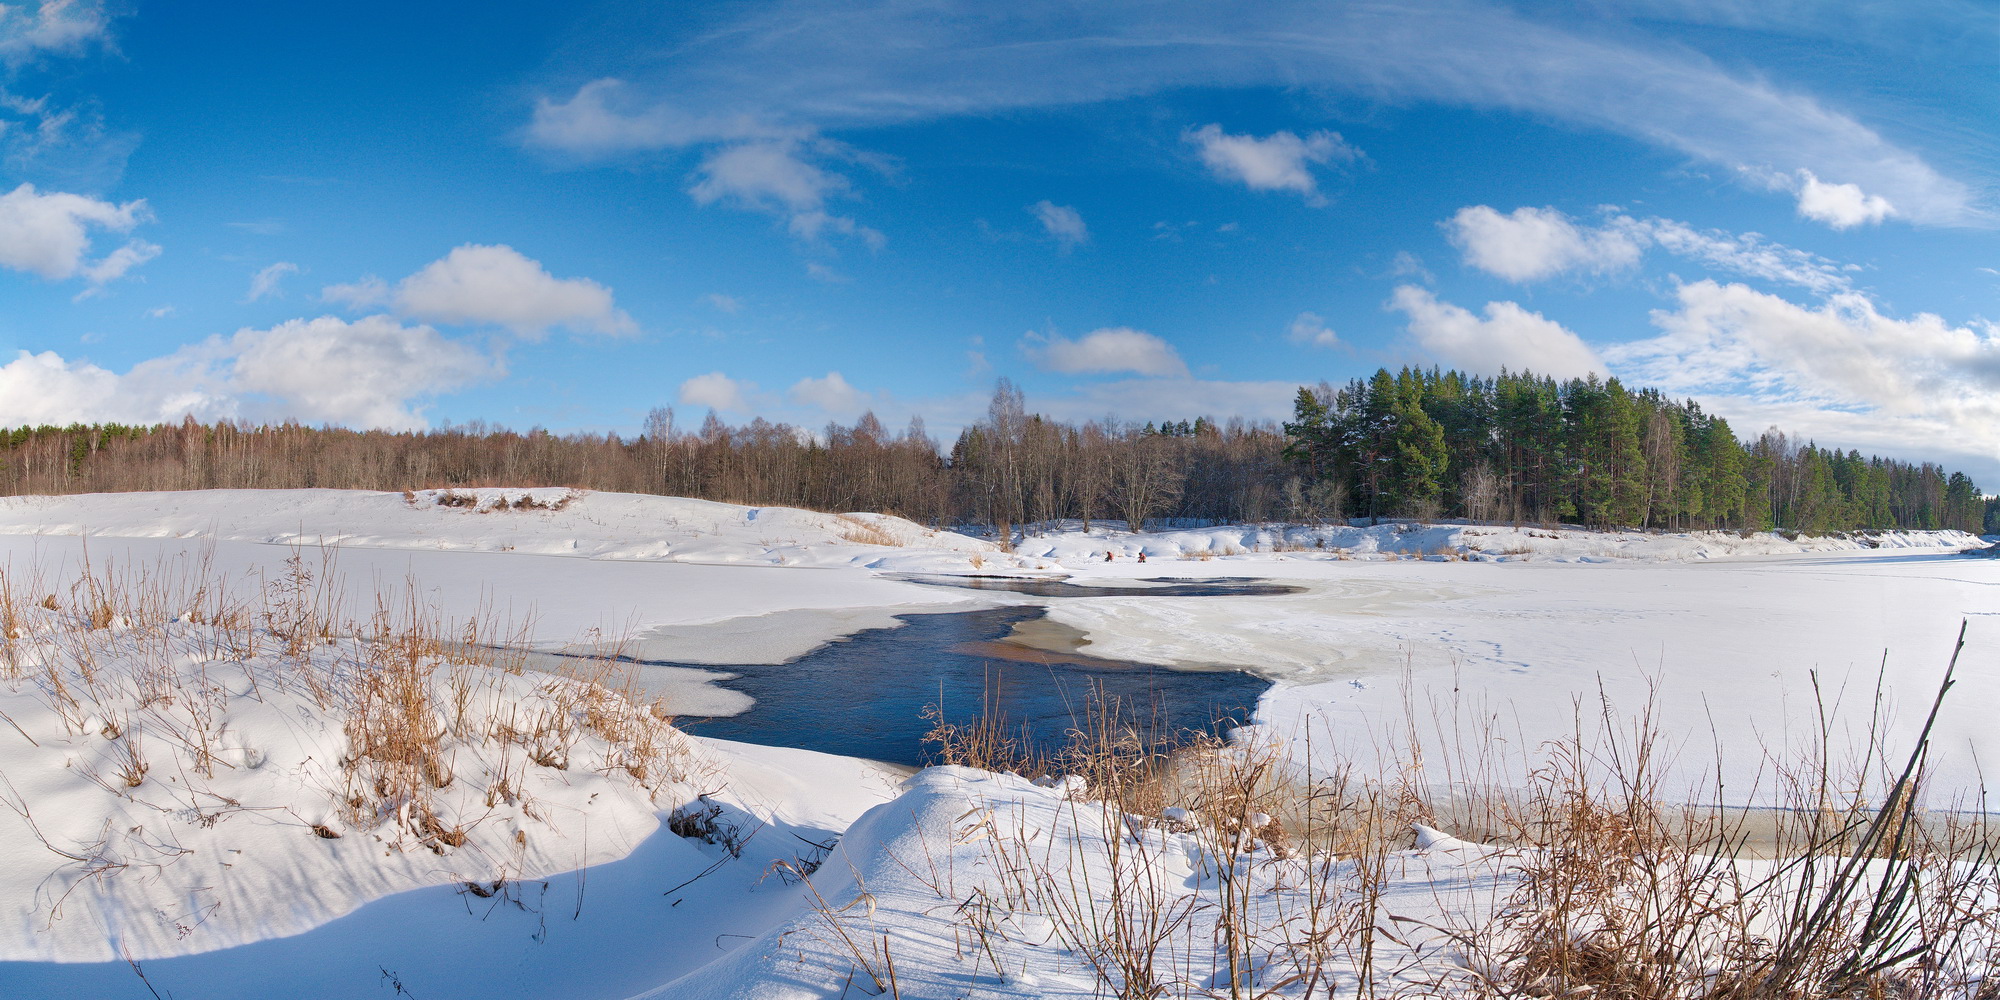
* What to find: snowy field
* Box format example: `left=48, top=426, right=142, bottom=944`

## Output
left=0, top=489, right=1992, bottom=998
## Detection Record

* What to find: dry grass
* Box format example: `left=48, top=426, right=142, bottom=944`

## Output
left=0, top=544, right=698, bottom=865
left=915, top=642, right=2000, bottom=999
left=832, top=514, right=905, bottom=547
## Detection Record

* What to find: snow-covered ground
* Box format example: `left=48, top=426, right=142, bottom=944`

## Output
left=1, top=489, right=1992, bottom=997
left=1037, top=543, right=2000, bottom=808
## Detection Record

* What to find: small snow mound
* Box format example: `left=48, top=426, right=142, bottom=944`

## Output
left=404, top=487, right=579, bottom=513
left=1412, top=823, right=1476, bottom=852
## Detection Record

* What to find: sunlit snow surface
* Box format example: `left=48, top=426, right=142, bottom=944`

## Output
left=0, top=490, right=1991, bottom=997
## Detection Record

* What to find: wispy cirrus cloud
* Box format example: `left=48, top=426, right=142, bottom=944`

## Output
left=1446, top=204, right=1855, bottom=294
left=523, top=0, right=1983, bottom=227
left=246, top=261, right=299, bottom=302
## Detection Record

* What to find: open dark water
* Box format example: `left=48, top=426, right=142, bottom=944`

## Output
left=648, top=604, right=1269, bottom=766
left=888, top=574, right=1304, bottom=598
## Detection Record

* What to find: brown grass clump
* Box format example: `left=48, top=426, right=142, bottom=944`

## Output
left=913, top=638, right=1999, bottom=999
left=832, top=514, right=903, bottom=547
left=0, top=543, right=699, bottom=869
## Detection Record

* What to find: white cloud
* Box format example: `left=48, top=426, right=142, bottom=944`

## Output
left=1448, top=204, right=1851, bottom=293
left=691, top=139, right=841, bottom=213
left=688, top=137, right=883, bottom=247
left=1026, top=378, right=1302, bottom=427
left=523, top=3, right=1977, bottom=226
left=1613, top=279, right=2000, bottom=413
left=324, top=245, right=633, bottom=338
left=321, top=276, right=389, bottom=310
left=1390, top=285, right=1605, bottom=379
left=1447, top=205, right=1643, bottom=282
left=1794, top=170, right=1895, bottom=229
left=145, top=304, right=173, bottom=318
left=246, top=261, right=299, bottom=302
left=1287, top=311, right=1339, bottom=349
left=525, top=79, right=782, bottom=155
left=221, top=316, right=498, bottom=428
left=1638, top=218, right=1852, bottom=295
left=787, top=371, right=870, bottom=416
left=0, top=183, right=153, bottom=284
left=1023, top=327, right=1189, bottom=377
left=702, top=292, right=741, bottom=314
left=1604, top=280, right=2000, bottom=476
left=74, top=238, right=157, bottom=295
left=1185, top=124, right=1359, bottom=205
left=678, top=371, right=750, bottom=412
left=0, top=315, right=497, bottom=431
left=804, top=261, right=849, bottom=283
left=1387, top=250, right=1435, bottom=283
left=0, top=0, right=111, bottom=65
left=1030, top=200, right=1088, bottom=249
left=0, top=350, right=216, bottom=427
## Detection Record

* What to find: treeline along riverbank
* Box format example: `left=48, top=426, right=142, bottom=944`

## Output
left=1, top=369, right=1987, bottom=534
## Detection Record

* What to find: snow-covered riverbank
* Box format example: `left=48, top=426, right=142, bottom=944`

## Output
left=2, top=490, right=1993, bottom=997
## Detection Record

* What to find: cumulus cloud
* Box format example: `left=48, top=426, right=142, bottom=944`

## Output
left=1793, top=170, right=1895, bottom=229
left=246, top=261, right=299, bottom=302
left=1023, top=327, right=1189, bottom=377
left=0, top=350, right=217, bottom=427
left=702, top=292, right=741, bottom=314
left=1447, top=205, right=1643, bottom=282
left=1030, top=200, right=1088, bottom=249
left=1185, top=124, right=1359, bottom=205
left=688, top=137, right=885, bottom=248
left=1602, top=280, right=2000, bottom=474
left=1448, top=204, right=1851, bottom=294
left=1390, top=285, right=1604, bottom=379
left=787, top=371, right=870, bottom=416
left=0, top=183, right=154, bottom=287
left=1612, top=280, right=2000, bottom=413
left=324, top=245, right=634, bottom=337
left=679, top=371, right=750, bottom=412
left=0, top=315, right=497, bottom=430
left=222, top=316, right=499, bottom=428
left=1287, top=311, right=1339, bottom=349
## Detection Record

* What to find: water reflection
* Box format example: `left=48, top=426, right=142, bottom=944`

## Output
left=659, top=606, right=1269, bottom=766
left=890, top=575, right=1304, bottom=598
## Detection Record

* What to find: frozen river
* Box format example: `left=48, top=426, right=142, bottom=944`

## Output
left=1, top=499, right=1991, bottom=806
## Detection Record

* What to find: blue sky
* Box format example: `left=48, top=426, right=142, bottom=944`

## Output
left=2, top=1, right=1998, bottom=478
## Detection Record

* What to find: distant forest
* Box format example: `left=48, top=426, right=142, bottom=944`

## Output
left=0, top=369, right=1990, bottom=535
